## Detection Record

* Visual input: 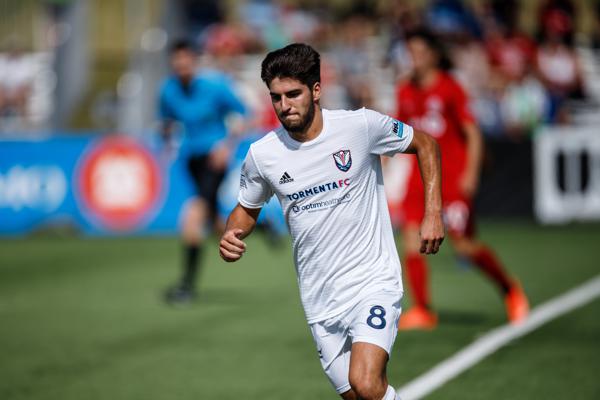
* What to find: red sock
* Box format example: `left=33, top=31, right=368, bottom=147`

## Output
left=404, top=253, right=430, bottom=308
left=470, top=246, right=512, bottom=293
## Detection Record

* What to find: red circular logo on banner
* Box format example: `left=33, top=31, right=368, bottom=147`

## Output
left=77, top=136, right=162, bottom=231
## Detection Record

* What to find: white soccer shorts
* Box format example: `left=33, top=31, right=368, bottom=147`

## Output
left=309, top=290, right=402, bottom=394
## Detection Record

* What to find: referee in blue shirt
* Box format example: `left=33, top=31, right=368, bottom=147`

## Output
left=159, top=39, right=247, bottom=304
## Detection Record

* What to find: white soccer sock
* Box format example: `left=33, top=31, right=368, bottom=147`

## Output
left=382, top=385, right=398, bottom=400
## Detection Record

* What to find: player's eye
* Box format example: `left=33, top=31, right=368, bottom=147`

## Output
left=270, top=94, right=281, bottom=102
left=287, top=90, right=301, bottom=98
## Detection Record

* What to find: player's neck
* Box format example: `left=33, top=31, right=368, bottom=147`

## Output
left=416, top=69, right=440, bottom=89
left=288, top=106, right=324, bottom=143
left=178, top=74, right=194, bottom=87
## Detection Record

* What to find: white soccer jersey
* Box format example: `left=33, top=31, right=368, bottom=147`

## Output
left=239, top=108, right=414, bottom=323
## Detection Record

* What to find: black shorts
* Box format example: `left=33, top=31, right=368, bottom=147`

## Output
left=187, top=154, right=226, bottom=214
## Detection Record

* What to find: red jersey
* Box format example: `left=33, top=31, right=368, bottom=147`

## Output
left=396, top=72, right=475, bottom=197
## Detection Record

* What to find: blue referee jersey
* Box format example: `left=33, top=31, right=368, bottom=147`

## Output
left=158, top=71, right=247, bottom=156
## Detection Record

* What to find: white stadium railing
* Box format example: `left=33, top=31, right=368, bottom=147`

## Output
left=534, top=125, right=600, bottom=224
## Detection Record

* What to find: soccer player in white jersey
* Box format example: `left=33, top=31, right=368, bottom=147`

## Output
left=219, top=43, right=444, bottom=400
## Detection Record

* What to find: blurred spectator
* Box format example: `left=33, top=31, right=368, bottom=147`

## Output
left=279, top=4, right=323, bottom=44
left=452, top=32, right=506, bottom=137
left=238, top=1, right=325, bottom=51
left=500, top=73, right=548, bottom=137
left=199, top=22, right=257, bottom=77
left=484, top=2, right=536, bottom=84
left=201, top=23, right=247, bottom=58
left=468, top=0, right=549, bottom=137
left=0, top=43, right=36, bottom=125
left=424, top=0, right=482, bottom=39
left=535, top=0, right=584, bottom=123
left=331, top=15, right=374, bottom=109
left=159, top=39, right=247, bottom=304
left=239, top=0, right=288, bottom=50
left=537, top=0, right=576, bottom=43
left=453, top=32, right=492, bottom=101
left=385, top=1, right=422, bottom=81
left=177, top=0, right=225, bottom=41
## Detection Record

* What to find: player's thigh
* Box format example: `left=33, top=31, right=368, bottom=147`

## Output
left=443, top=198, right=480, bottom=256
left=348, top=341, right=389, bottom=385
left=443, top=198, right=473, bottom=238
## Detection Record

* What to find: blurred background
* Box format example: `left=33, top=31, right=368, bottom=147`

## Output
left=1, top=1, right=599, bottom=399
left=1, top=0, right=600, bottom=232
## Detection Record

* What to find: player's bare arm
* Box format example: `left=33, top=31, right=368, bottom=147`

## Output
left=405, top=129, right=444, bottom=254
left=460, top=122, right=483, bottom=198
left=219, top=204, right=261, bottom=262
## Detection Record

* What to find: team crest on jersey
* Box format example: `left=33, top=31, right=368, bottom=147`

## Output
left=332, top=150, right=352, bottom=172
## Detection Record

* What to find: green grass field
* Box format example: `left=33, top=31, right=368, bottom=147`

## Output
left=1, top=220, right=599, bottom=400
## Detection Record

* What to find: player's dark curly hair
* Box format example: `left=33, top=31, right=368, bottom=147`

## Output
left=406, top=29, right=453, bottom=71
left=260, top=43, right=321, bottom=88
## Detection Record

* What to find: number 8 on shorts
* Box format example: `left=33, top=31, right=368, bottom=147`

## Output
left=367, top=305, right=386, bottom=329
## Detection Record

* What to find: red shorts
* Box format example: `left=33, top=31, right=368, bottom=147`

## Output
left=402, top=176, right=475, bottom=238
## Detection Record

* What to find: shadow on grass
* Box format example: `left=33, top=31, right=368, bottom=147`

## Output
left=157, top=287, right=256, bottom=308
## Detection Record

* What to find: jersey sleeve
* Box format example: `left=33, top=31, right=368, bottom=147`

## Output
left=238, top=147, right=273, bottom=209
left=364, top=108, right=414, bottom=156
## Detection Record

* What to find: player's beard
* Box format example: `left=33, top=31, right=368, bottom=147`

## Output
left=279, top=101, right=315, bottom=135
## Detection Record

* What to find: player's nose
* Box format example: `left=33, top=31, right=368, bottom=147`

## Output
left=281, top=96, right=291, bottom=112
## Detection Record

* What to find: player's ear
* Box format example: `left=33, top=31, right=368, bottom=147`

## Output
left=311, top=82, right=321, bottom=102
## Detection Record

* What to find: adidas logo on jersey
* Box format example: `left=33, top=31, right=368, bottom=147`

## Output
left=279, top=172, right=294, bottom=184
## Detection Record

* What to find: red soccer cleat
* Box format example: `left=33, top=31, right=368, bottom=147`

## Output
left=504, top=282, right=530, bottom=325
left=398, top=306, right=438, bottom=331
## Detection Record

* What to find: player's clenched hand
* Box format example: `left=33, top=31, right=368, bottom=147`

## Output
left=419, top=212, right=445, bottom=255
left=219, top=229, right=246, bottom=262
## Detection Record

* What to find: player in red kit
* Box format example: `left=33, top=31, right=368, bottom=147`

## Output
left=396, top=30, right=529, bottom=330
